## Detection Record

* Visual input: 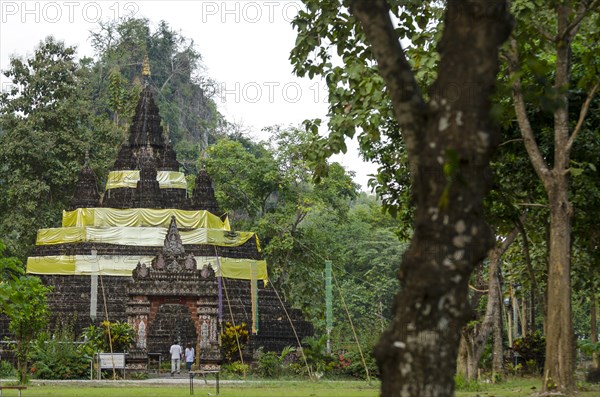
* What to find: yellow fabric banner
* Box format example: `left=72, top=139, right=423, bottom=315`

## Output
left=62, top=208, right=230, bottom=230
left=105, top=170, right=187, bottom=190
left=36, top=226, right=257, bottom=248
left=27, top=255, right=268, bottom=282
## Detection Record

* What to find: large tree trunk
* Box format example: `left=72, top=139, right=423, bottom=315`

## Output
left=592, top=295, right=599, bottom=369
left=492, top=299, right=504, bottom=380
left=544, top=181, right=574, bottom=391
left=457, top=334, right=469, bottom=379
left=349, top=1, right=512, bottom=395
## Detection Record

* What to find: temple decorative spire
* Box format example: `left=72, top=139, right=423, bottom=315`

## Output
left=133, top=145, right=162, bottom=208
left=109, top=57, right=180, bottom=173
left=163, top=216, right=185, bottom=257
left=142, top=54, right=151, bottom=87
left=69, top=154, right=100, bottom=210
left=191, top=168, right=220, bottom=213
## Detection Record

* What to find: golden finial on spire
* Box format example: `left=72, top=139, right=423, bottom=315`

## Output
left=142, top=55, right=151, bottom=77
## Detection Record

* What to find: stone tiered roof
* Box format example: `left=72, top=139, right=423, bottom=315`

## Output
left=69, top=153, right=100, bottom=210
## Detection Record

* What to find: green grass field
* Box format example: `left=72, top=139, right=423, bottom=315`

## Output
left=1, top=379, right=597, bottom=397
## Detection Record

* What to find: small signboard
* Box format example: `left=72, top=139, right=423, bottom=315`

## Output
left=98, top=353, right=126, bottom=369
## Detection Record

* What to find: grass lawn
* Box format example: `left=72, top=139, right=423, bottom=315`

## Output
left=2, top=378, right=597, bottom=396
left=2, top=380, right=378, bottom=397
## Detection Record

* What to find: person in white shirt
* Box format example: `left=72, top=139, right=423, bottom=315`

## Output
left=169, top=341, right=183, bottom=375
left=185, top=343, right=195, bottom=372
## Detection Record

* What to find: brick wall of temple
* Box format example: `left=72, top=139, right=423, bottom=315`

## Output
left=2, top=275, right=313, bottom=358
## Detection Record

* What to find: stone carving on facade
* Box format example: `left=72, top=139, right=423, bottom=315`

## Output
left=154, top=253, right=165, bottom=271
left=200, top=264, right=214, bottom=279
left=184, top=254, right=197, bottom=271
left=164, top=217, right=185, bottom=257
left=166, top=259, right=182, bottom=273
left=137, top=318, right=147, bottom=349
left=132, top=262, right=149, bottom=280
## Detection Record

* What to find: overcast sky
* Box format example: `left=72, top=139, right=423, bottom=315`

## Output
left=0, top=0, right=378, bottom=190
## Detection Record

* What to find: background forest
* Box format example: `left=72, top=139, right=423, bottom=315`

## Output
left=0, top=8, right=598, bottom=389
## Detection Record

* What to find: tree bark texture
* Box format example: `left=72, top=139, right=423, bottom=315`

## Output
left=592, top=296, right=599, bottom=369
left=492, top=300, right=504, bottom=380
left=544, top=183, right=575, bottom=392
left=349, top=1, right=512, bottom=395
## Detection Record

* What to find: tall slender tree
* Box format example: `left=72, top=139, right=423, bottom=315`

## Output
left=504, top=1, right=600, bottom=391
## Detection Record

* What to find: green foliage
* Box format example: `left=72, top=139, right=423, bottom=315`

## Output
left=513, top=331, right=546, bottom=374
left=219, top=322, right=249, bottom=363
left=0, top=360, right=16, bottom=377
left=254, top=346, right=296, bottom=378
left=301, top=335, right=335, bottom=378
left=203, top=126, right=363, bottom=314
left=578, top=339, right=600, bottom=357
left=0, top=240, right=51, bottom=383
left=81, top=320, right=134, bottom=354
left=0, top=37, right=120, bottom=259
left=221, top=361, right=249, bottom=377
left=30, top=324, right=91, bottom=379
left=454, top=373, right=483, bottom=392
left=336, top=350, right=377, bottom=380
left=290, top=1, right=445, bottom=219
left=127, top=372, right=149, bottom=380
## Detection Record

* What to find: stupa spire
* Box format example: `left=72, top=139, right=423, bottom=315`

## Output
left=142, top=54, right=151, bottom=86
left=69, top=152, right=100, bottom=210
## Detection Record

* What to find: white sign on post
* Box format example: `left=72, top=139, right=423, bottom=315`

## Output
left=98, top=353, right=126, bottom=369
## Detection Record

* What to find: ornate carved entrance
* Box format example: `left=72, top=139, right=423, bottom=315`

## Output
left=127, top=217, right=221, bottom=370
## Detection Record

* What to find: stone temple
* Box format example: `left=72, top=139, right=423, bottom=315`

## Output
left=25, top=75, right=312, bottom=366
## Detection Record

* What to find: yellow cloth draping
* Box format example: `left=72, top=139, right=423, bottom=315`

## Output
left=62, top=208, right=230, bottom=230
left=207, top=257, right=268, bottom=283
left=27, top=255, right=268, bottom=282
left=105, top=170, right=187, bottom=190
left=36, top=226, right=256, bottom=248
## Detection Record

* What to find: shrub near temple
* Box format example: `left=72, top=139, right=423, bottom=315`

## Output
left=220, top=322, right=249, bottom=362
left=81, top=320, right=135, bottom=354
left=30, top=326, right=91, bottom=379
left=513, top=331, right=546, bottom=374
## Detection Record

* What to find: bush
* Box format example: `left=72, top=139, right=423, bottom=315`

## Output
left=0, top=360, right=16, bottom=377
left=221, top=361, right=248, bottom=377
left=255, top=350, right=280, bottom=378
left=128, top=371, right=149, bottom=380
left=220, top=322, right=249, bottom=363
left=513, top=331, right=545, bottom=374
left=254, top=346, right=296, bottom=378
left=30, top=326, right=91, bottom=380
left=81, top=320, right=134, bottom=354
left=301, top=335, right=335, bottom=378
left=586, top=367, right=600, bottom=383
left=337, top=350, right=378, bottom=379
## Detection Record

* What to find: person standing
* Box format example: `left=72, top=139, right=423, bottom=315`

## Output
left=170, top=341, right=183, bottom=376
left=185, top=343, right=195, bottom=372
